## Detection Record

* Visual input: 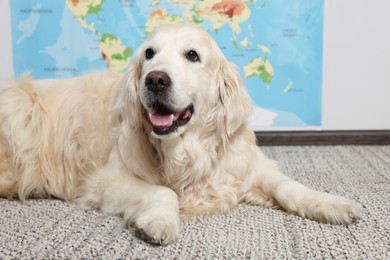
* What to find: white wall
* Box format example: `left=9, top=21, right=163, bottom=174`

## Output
left=0, top=0, right=13, bottom=82
left=322, top=0, right=390, bottom=130
left=1, top=0, right=389, bottom=130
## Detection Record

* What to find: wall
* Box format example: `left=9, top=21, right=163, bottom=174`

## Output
left=1, top=0, right=389, bottom=130
left=322, top=0, right=390, bottom=130
left=0, top=0, right=13, bottom=83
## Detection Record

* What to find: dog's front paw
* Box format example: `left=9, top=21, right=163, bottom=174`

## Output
left=130, top=209, right=180, bottom=246
left=124, top=188, right=181, bottom=245
left=296, top=193, right=362, bottom=224
left=137, top=215, right=180, bottom=245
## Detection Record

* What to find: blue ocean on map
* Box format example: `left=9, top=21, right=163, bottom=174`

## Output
left=9, top=0, right=324, bottom=127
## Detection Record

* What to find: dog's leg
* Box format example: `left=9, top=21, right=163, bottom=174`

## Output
left=76, top=146, right=180, bottom=245
left=251, top=149, right=361, bottom=224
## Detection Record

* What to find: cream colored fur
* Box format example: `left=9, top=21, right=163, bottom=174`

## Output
left=0, top=24, right=360, bottom=245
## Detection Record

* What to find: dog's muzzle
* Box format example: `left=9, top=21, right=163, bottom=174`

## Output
left=144, top=70, right=194, bottom=136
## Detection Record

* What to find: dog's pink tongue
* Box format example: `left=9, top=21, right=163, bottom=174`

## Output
left=150, top=114, right=174, bottom=128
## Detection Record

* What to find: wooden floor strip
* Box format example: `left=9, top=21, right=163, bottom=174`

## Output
left=255, top=130, right=390, bottom=145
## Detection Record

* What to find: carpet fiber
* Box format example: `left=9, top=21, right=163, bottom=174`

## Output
left=1, top=146, right=389, bottom=259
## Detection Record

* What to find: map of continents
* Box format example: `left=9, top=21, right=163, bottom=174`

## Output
left=10, top=0, right=324, bottom=128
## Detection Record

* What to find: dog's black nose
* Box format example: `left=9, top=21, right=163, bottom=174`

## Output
left=145, top=71, right=171, bottom=92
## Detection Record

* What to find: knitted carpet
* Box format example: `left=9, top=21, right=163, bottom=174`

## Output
left=1, top=146, right=389, bottom=259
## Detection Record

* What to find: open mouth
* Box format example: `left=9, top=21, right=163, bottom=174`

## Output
left=148, top=103, right=194, bottom=135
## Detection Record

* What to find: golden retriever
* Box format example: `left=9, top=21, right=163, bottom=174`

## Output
left=0, top=23, right=360, bottom=245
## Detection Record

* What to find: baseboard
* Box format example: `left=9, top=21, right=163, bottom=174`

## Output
left=255, top=130, right=390, bottom=145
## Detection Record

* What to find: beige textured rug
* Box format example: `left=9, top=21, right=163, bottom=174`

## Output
left=1, top=146, right=389, bottom=259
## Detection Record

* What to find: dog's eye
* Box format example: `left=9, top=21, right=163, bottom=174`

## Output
left=145, top=48, right=155, bottom=60
left=185, top=50, right=200, bottom=63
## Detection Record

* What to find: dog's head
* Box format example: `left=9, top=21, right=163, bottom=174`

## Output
left=127, top=23, right=252, bottom=140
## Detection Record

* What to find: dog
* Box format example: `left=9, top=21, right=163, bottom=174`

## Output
left=0, top=23, right=360, bottom=245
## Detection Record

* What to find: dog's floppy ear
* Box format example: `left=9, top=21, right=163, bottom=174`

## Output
left=213, top=55, right=252, bottom=142
left=113, top=49, right=144, bottom=128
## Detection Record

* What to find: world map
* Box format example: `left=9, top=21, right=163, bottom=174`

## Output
left=10, top=0, right=324, bottom=128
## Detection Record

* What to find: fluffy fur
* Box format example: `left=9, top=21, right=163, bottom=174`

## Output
left=0, top=24, right=360, bottom=245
